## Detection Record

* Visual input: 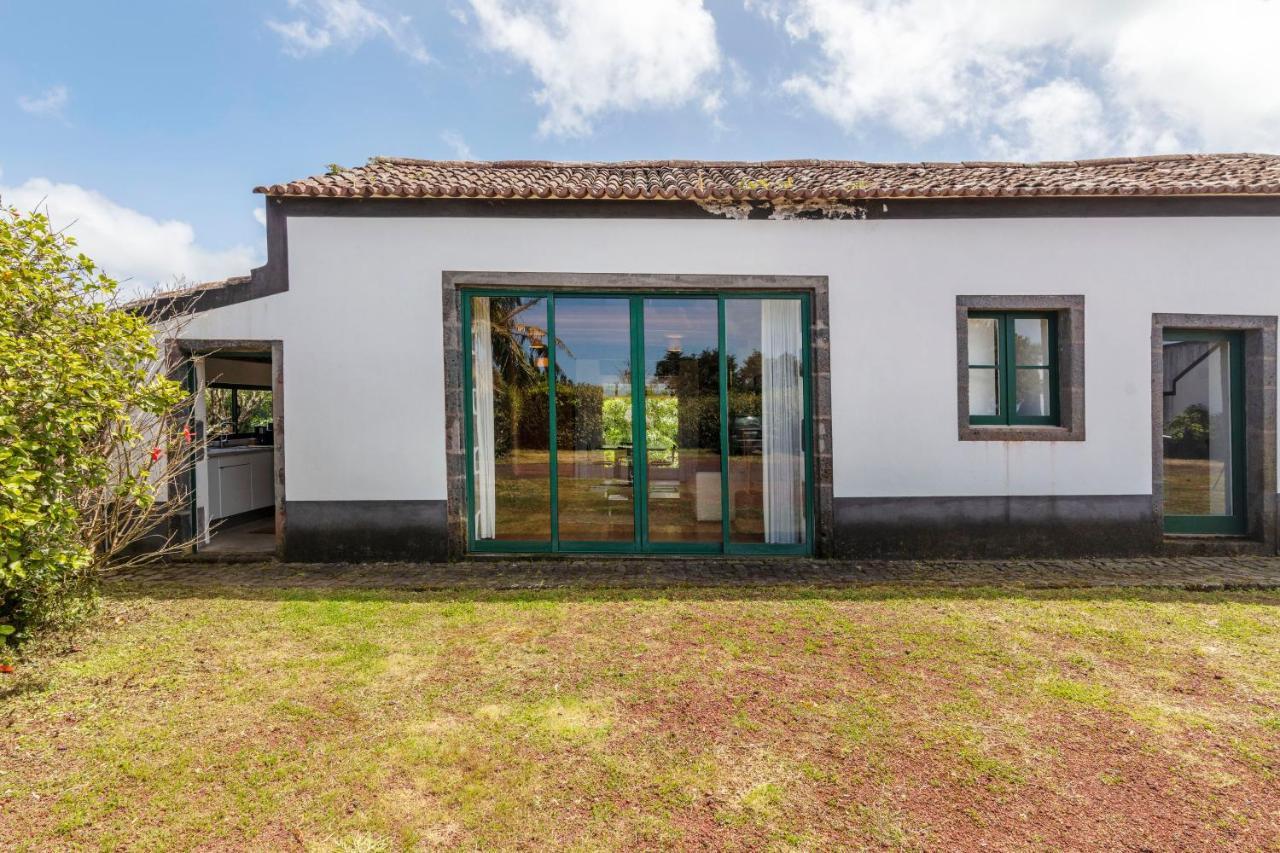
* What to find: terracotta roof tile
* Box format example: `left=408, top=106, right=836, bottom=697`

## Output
left=254, top=154, right=1280, bottom=202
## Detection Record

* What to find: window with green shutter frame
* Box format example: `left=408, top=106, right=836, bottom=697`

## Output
left=967, top=311, right=1059, bottom=426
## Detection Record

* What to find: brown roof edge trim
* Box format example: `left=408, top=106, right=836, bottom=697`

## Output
left=253, top=189, right=1280, bottom=201
left=129, top=201, right=289, bottom=318
left=267, top=194, right=1280, bottom=220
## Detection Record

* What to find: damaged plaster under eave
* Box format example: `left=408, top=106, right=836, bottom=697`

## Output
left=694, top=198, right=870, bottom=220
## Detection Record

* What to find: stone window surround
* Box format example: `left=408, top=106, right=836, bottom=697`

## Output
left=1150, top=313, right=1277, bottom=547
left=441, top=271, right=835, bottom=559
left=956, top=295, right=1086, bottom=442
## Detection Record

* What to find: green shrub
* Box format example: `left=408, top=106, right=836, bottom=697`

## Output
left=0, top=206, right=185, bottom=649
left=1166, top=403, right=1211, bottom=457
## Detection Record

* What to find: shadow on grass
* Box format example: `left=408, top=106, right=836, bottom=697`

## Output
left=100, top=579, right=1280, bottom=607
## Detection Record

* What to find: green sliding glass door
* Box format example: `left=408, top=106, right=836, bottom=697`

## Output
left=463, top=290, right=813, bottom=554
left=1161, top=330, right=1246, bottom=535
left=554, top=296, right=635, bottom=548
left=642, top=298, right=723, bottom=549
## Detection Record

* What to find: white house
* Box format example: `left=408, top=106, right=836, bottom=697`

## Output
left=159, top=154, right=1280, bottom=562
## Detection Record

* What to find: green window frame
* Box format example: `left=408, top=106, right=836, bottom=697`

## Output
left=967, top=311, right=1059, bottom=426
left=1161, top=329, right=1247, bottom=536
left=461, top=288, right=816, bottom=556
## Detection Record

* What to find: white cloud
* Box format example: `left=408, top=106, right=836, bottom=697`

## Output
left=17, top=85, right=69, bottom=119
left=268, top=0, right=430, bottom=64
left=759, top=0, right=1280, bottom=160
left=988, top=79, right=1109, bottom=162
left=469, top=0, right=723, bottom=136
left=0, top=177, right=261, bottom=297
left=253, top=207, right=268, bottom=227
left=441, top=130, right=475, bottom=159
left=1104, top=0, right=1280, bottom=154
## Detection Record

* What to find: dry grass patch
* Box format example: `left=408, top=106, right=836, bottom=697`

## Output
left=1, top=583, right=1278, bottom=849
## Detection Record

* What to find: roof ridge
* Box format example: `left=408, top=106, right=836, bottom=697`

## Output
left=252, top=153, right=1280, bottom=199
left=366, top=153, right=1280, bottom=171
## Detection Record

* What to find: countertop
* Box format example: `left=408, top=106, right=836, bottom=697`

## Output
left=208, top=445, right=275, bottom=458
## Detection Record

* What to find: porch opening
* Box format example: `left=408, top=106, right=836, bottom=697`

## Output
left=186, top=344, right=282, bottom=557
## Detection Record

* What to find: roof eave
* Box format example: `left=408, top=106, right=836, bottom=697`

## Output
left=253, top=190, right=1280, bottom=202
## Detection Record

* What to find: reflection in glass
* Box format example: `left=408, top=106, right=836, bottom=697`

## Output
left=1162, top=337, right=1234, bottom=516
left=1015, top=369, right=1050, bottom=417
left=725, top=299, right=806, bottom=544
left=643, top=299, right=722, bottom=543
left=470, top=295, right=551, bottom=540
left=1014, top=318, right=1050, bottom=365
left=554, top=298, right=635, bottom=542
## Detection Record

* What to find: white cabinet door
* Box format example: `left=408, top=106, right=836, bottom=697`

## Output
left=207, top=458, right=222, bottom=521
left=219, top=462, right=252, bottom=518
left=250, top=452, right=274, bottom=509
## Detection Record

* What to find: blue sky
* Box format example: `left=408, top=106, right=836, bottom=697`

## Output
left=2, top=1, right=1278, bottom=293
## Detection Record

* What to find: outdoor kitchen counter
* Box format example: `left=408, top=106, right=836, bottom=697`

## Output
left=207, top=446, right=274, bottom=520
left=208, top=445, right=274, bottom=457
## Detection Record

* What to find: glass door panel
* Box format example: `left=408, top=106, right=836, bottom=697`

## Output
left=465, top=290, right=813, bottom=554
left=642, top=299, right=723, bottom=544
left=468, top=295, right=552, bottom=542
left=554, top=297, right=636, bottom=544
left=725, top=298, right=807, bottom=545
left=1161, top=331, right=1245, bottom=534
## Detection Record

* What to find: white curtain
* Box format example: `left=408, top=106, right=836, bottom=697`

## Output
left=471, top=297, right=496, bottom=539
left=761, top=299, right=804, bottom=544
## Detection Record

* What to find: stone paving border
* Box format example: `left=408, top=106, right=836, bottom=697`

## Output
left=106, top=556, right=1280, bottom=592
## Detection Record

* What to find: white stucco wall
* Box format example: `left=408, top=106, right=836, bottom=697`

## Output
left=183, top=213, right=1280, bottom=504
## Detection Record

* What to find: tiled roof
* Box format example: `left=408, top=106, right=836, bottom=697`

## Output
left=255, top=153, right=1280, bottom=201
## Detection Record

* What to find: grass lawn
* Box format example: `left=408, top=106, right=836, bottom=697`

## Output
left=1163, top=457, right=1230, bottom=516
left=2, top=582, right=1279, bottom=850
